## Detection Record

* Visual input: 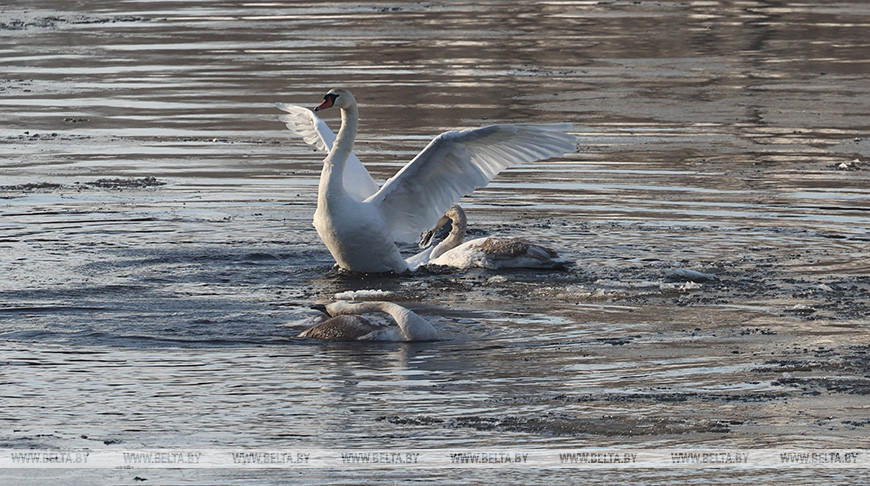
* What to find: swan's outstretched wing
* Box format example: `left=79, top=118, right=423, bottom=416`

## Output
left=366, top=123, right=576, bottom=242
left=276, top=103, right=332, bottom=151
left=276, top=103, right=379, bottom=201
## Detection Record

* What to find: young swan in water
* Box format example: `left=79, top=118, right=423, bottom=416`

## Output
left=420, top=205, right=568, bottom=270
left=298, top=301, right=438, bottom=342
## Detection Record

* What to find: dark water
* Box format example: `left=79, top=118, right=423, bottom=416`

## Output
left=1, top=1, right=868, bottom=483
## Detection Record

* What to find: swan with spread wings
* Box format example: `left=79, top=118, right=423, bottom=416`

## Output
left=277, top=88, right=576, bottom=273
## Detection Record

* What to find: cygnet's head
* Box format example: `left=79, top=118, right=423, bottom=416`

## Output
left=419, top=205, right=466, bottom=248
left=310, top=301, right=357, bottom=317
left=314, top=88, right=356, bottom=112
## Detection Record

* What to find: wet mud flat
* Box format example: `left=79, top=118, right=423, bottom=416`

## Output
left=1, top=0, right=869, bottom=484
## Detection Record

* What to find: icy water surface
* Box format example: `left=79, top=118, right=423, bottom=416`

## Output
left=1, top=0, right=869, bottom=483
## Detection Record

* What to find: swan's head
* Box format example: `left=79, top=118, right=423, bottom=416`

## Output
left=419, top=228, right=437, bottom=248
left=419, top=205, right=466, bottom=248
left=419, top=213, right=451, bottom=248
left=312, top=301, right=355, bottom=317
left=314, top=88, right=356, bottom=112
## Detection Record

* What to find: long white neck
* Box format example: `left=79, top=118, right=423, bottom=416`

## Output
left=320, top=103, right=358, bottom=197
left=330, top=301, right=438, bottom=341
left=430, top=206, right=468, bottom=259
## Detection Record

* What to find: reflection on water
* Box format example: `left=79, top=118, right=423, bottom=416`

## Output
left=1, top=0, right=868, bottom=483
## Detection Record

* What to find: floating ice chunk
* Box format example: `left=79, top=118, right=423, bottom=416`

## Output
left=544, top=284, right=625, bottom=301
left=333, top=289, right=395, bottom=300
left=837, top=159, right=861, bottom=170
left=594, top=279, right=659, bottom=289
left=664, top=268, right=718, bottom=283
left=790, top=303, right=815, bottom=313
left=661, top=281, right=703, bottom=291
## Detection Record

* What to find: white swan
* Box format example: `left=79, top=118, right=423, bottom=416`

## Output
left=277, top=88, right=576, bottom=273
left=421, top=205, right=568, bottom=269
left=297, top=301, right=438, bottom=342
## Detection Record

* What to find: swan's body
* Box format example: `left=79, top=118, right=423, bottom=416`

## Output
left=298, top=301, right=438, bottom=342
left=277, top=88, right=576, bottom=273
left=422, top=205, right=568, bottom=269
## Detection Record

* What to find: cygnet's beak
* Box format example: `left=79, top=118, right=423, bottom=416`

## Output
left=419, top=229, right=435, bottom=248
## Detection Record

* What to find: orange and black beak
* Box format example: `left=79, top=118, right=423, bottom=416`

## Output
left=314, top=93, right=338, bottom=112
